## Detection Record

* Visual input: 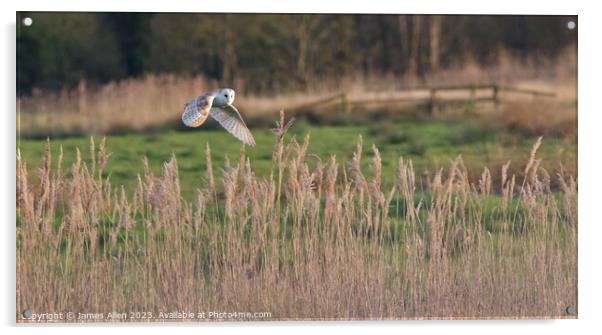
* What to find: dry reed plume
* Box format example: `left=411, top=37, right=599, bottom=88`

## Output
left=16, top=112, right=577, bottom=321
left=18, top=74, right=337, bottom=136
left=17, top=46, right=576, bottom=138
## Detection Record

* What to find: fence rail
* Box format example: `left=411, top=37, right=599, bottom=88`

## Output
left=289, top=83, right=556, bottom=114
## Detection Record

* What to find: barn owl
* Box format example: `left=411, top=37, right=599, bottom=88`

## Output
left=182, top=88, right=256, bottom=146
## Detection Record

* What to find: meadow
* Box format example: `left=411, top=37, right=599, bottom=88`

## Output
left=17, top=109, right=578, bottom=321
left=15, top=60, right=579, bottom=321
left=17, top=66, right=577, bottom=200
left=18, top=110, right=576, bottom=200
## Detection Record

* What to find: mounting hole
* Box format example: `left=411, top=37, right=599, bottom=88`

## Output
left=22, top=17, right=33, bottom=27
left=565, top=306, right=577, bottom=315
left=567, top=20, right=576, bottom=30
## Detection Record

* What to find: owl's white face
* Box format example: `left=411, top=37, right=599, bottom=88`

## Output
left=213, top=88, right=235, bottom=106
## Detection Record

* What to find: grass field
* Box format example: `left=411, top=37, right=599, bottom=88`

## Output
left=18, top=114, right=576, bottom=200
left=16, top=112, right=578, bottom=320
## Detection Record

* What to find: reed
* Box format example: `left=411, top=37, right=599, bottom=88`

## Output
left=16, top=116, right=577, bottom=321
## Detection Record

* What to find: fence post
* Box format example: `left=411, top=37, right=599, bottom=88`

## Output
left=493, top=84, right=500, bottom=108
left=429, top=88, right=437, bottom=115
left=470, top=85, right=475, bottom=102
left=341, top=92, right=349, bottom=114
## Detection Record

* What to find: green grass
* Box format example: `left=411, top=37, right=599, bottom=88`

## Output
left=17, top=118, right=577, bottom=199
left=16, top=114, right=578, bottom=319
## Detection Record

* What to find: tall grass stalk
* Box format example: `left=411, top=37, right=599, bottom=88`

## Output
left=16, top=121, right=577, bottom=321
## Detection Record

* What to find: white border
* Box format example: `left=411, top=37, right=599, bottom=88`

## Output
left=2, top=1, right=601, bottom=334
left=11, top=0, right=579, bottom=15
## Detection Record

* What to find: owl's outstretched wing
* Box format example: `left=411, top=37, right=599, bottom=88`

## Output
left=182, top=94, right=214, bottom=127
left=209, top=105, right=256, bottom=146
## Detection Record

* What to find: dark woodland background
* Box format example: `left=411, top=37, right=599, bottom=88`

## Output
left=17, top=13, right=576, bottom=95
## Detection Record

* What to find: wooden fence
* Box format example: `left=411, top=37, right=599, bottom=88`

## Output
left=289, top=84, right=556, bottom=114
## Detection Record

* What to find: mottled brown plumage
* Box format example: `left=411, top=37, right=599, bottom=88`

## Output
left=182, top=89, right=256, bottom=146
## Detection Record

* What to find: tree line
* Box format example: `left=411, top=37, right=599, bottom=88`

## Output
left=17, top=13, right=576, bottom=95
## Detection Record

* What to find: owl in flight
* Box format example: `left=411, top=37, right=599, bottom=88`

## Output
left=182, top=88, right=256, bottom=146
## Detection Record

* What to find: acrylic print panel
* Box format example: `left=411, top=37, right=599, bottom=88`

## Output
left=16, top=12, right=578, bottom=322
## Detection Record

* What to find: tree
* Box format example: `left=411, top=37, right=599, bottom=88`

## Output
left=17, top=13, right=577, bottom=94
left=102, top=13, right=153, bottom=77
left=429, top=15, right=442, bottom=71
